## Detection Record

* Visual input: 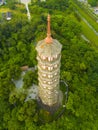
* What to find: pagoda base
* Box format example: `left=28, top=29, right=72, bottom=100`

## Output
left=37, top=90, right=63, bottom=114
left=37, top=97, right=60, bottom=114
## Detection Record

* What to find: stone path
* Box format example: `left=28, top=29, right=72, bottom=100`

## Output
left=20, top=0, right=31, bottom=20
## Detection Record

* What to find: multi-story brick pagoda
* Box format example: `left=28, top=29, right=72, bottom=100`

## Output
left=36, top=15, right=62, bottom=111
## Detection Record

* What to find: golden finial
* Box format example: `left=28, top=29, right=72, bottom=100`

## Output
left=45, top=14, right=53, bottom=44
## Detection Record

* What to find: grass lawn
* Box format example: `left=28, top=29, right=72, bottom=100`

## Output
left=71, top=0, right=98, bottom=32
left=78, top=7, right=98, bottom=32
left=0, top=8, right=11, bottom=13
left=71, top=0, right=98, bottom=48
left=81, top=20, right=98, bottom=48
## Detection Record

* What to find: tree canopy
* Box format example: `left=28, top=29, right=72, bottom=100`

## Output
left=88, top=0, right=98, bottom=6
left=0, top=0, right=98, bottom=129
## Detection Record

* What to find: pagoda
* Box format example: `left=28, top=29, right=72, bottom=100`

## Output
left=36, top=15, right=62, bottom=111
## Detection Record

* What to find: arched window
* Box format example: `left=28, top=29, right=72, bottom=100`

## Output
left=55, top=79, right=57, bottom=82
left=54, top=64, right=58, bottom=68
left=48, top=66, right=53, bottom=71
left=42, top=65, right=46, bottom=69
left=54, top=54, right=58, bottom=59
left=43, top=80, right=47, bottom=84
left=54, top=72, right=57, bottom=76
left=48, top=57, right=53, bottom=61
left=42, top=56, right=46, bottom=60
left=43, top=73, right=46, bottom=77
left=48, top=75, right=53, bottom=78
left=48, top=81, right=53, bottom=85
left=43, top=85, right=46, bottom=88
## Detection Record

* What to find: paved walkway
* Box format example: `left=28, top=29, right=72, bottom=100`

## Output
left=21, top=0, right=31, bottom=20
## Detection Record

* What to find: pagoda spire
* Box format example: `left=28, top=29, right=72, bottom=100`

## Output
left=45, top=14, right=53, bottom=44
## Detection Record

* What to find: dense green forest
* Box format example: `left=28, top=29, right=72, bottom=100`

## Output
left=0, top=0, right=98, bottom=129
left=88, top=0, right=98, bottom=6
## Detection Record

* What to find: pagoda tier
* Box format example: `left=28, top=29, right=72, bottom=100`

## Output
left=36, top=39, right=62, bottom=106
left=38, top=56, right=60, bottom=105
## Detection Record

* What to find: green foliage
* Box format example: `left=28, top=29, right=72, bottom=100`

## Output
left=8, top=65, right=21, bottom=80
left=7, top=0, right=16, bottom=9
left=88, top=0, right=98, bottom=7
left=23, top=70, right=38, bottom=89
left=37, top=0, right=69, bottom=11
left=0, top=0, right=98, bottom=130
